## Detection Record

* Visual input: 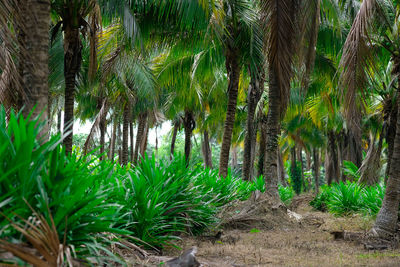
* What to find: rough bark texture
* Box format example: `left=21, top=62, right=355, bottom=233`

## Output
left=122, top=105, right=129, bottom=166
left=202, top=130, right=213, bottom=169
left=170, top=122, right=179, bottom=160
left=219, top=48, right=240, bottom=177
left=134, top=112, right=147, bottom=164
left=183, top=110, right=195, bottom=165
left=20, top=0, right=50, bottom=139
left=325, top=131, right=340, bottom=185
left=57, top=110, right=62, bottom=134
left=385, top=99, right=397, bottom=180
left=99, top=118, right=106, bottom=161
left=140, top=120, right=149, bottom=159
left=264, top=70, right=280, bottom=200
left=359, top=132, right=383, bottom=186
left=109, top=120, right=117, bottom=162
left=231, top=145, right=238, bottom=169
left=243, top=71, right=263, bottom=181
left=373, top=89, right=400, bottom=238
left=63, top=26, right=82, bottom=154
left=313, top=148, right=320, bottom=194
left=130, top=122, right=134, bottom=162
left=342, top=128, right=363, bottom=179
left=258, top=113, right=268, bottom=177
left=277, top=149, right=287, bottom=186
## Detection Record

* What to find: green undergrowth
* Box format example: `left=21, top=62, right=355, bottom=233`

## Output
left=0, top=107, right=294, bottom=265
left=310, top=181, right=385, bottom=217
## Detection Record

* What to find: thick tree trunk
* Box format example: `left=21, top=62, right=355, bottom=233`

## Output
left=372, top=88, right=400, bottom=238
left=202, top=130, right=213, bottom=169
left=243, top=71, right=263, bottom=181
left=130, top=122, right=134, bottom=162
left=342, top=128, right=363, bottom=180
left=219, top=49, right=240, bottom=177
left=109, top=120, right=117, bottom=162
left=258, top=113, right=267, bottom=177
left=122, top=105, right=129, bottom=165
left=134, top=112, right=147, bottom=164
left=264, top=70, right=281, bottom=200
left=183, top=110, right=194, bottom=165
left=99, top=118, right=106, bottom=161
left=18, top=0, right=50, bottom=139
left=170, top=121, right=179, bottom=160
left=63, top=26, right=82, bottom=154
left=313, top=148, right=320, bottom=194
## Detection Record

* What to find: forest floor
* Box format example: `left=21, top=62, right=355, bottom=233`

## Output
left=129, top=194, right=400, bottom=266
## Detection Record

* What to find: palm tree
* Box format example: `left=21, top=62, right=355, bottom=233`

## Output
left=216, top=0, right=263, bottom=178
left=339, top=0, right=400, bottom=238
left=0, top=0, right=51, bottom=138
left=50, top=0, right=101, bottom=153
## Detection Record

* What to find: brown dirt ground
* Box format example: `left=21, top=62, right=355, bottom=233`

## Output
left=128, top=194, right=400, bottom=267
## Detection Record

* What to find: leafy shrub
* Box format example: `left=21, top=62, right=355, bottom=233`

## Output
left=278, top=185, right=294, bottom=205
left=310, top=185, right=331, bottom=212
left=289, top=161, right=302, bottom=195
left=327, top=181, right=362, bottom=216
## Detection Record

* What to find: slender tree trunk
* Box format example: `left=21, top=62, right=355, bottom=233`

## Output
left=99, top=118, right=106, bottom=161
left=325, top=131, right=340, bottom=185
left=385, top=99, right=397, bottom=181
left=277, top=149, right=287, bottom=186
left=243, top=70, right=263, bottom=180
left=122, top=105, right=129, bottom=165
left=117, top=123, right=122, bottom=165
left=313, top=147, right=320, bottom=194
left=183, top=110, right=194, bottom=166
left=63, top=26, right=82, bottom=154
left=373, top=87, right=400, bottom=238
left=130, top=121, right=134, bottom=162
left=170, top=121, right=179, bottom=160
left=264, top=70, right=281, bottom=200
left=297, top=146, right=307, bottom=191
left=109, top=119, right=117, bottom=162
left=134, top=112, right=147, bottom=163
left=140, top=121, right=149, bottom=158
left=19, top=0, right=50, bottom=139
left=258, top=113, right=267, bottom=177
left=57, top=110, right=62, bottom=134
left=202, top=130, right=213, bottom=169
left=219, top=48, right=240, bottom=177
left=231, top=145, right=238, bottom=169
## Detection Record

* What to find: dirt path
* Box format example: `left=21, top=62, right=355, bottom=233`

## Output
left=130, top=195, right=400, bottom=266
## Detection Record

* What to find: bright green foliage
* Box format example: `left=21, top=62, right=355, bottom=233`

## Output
left=342, top=160, right=360, bottom=181
left=310, top=182, right=386, bottom=217
left=278, top=186, right=295, bottom=206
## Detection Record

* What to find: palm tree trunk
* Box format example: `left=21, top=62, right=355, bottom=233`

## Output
left=130, top=121, right=134, bottom=162
left=385, top=100, right=397, bottom=181
left=277, top=149, right=287, bottom=186
left=183, top=110, right=194, bottom=165
left=63, top=26, right=82, bottom=154
left=99, top=118, right=106, bottom=161
left=264, top=70, right=281, bottom=199
left=20, top=0, right=50, bottom=139
left=243, top=71, right=263, bottom=181
left=122, top=105, right=129, bottom=165
left=109, top=119, right=117, bottom=162
left=219, top=49, right=240, bottom=177
left=170, top=121, right=179, bottom=160
left=258, top=113, right=267, bottom=177
left=57, top=110, right=62, bottom=134
left=359, top=131, right=383, bottom=186
left=373, top=88, right=400, bottom=238
left=313, top=148, right=320, bottom=194
left=134, top=112, right=147, bottom=163
left=202, top=130, right=213, bottom=168
left=140, top=121, right=149, bottom=158
left=325, top=131, right=340, bottom=185
left=297, top=146, right=306, bottom=191
left=231, top=145, right=238, bottom=170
